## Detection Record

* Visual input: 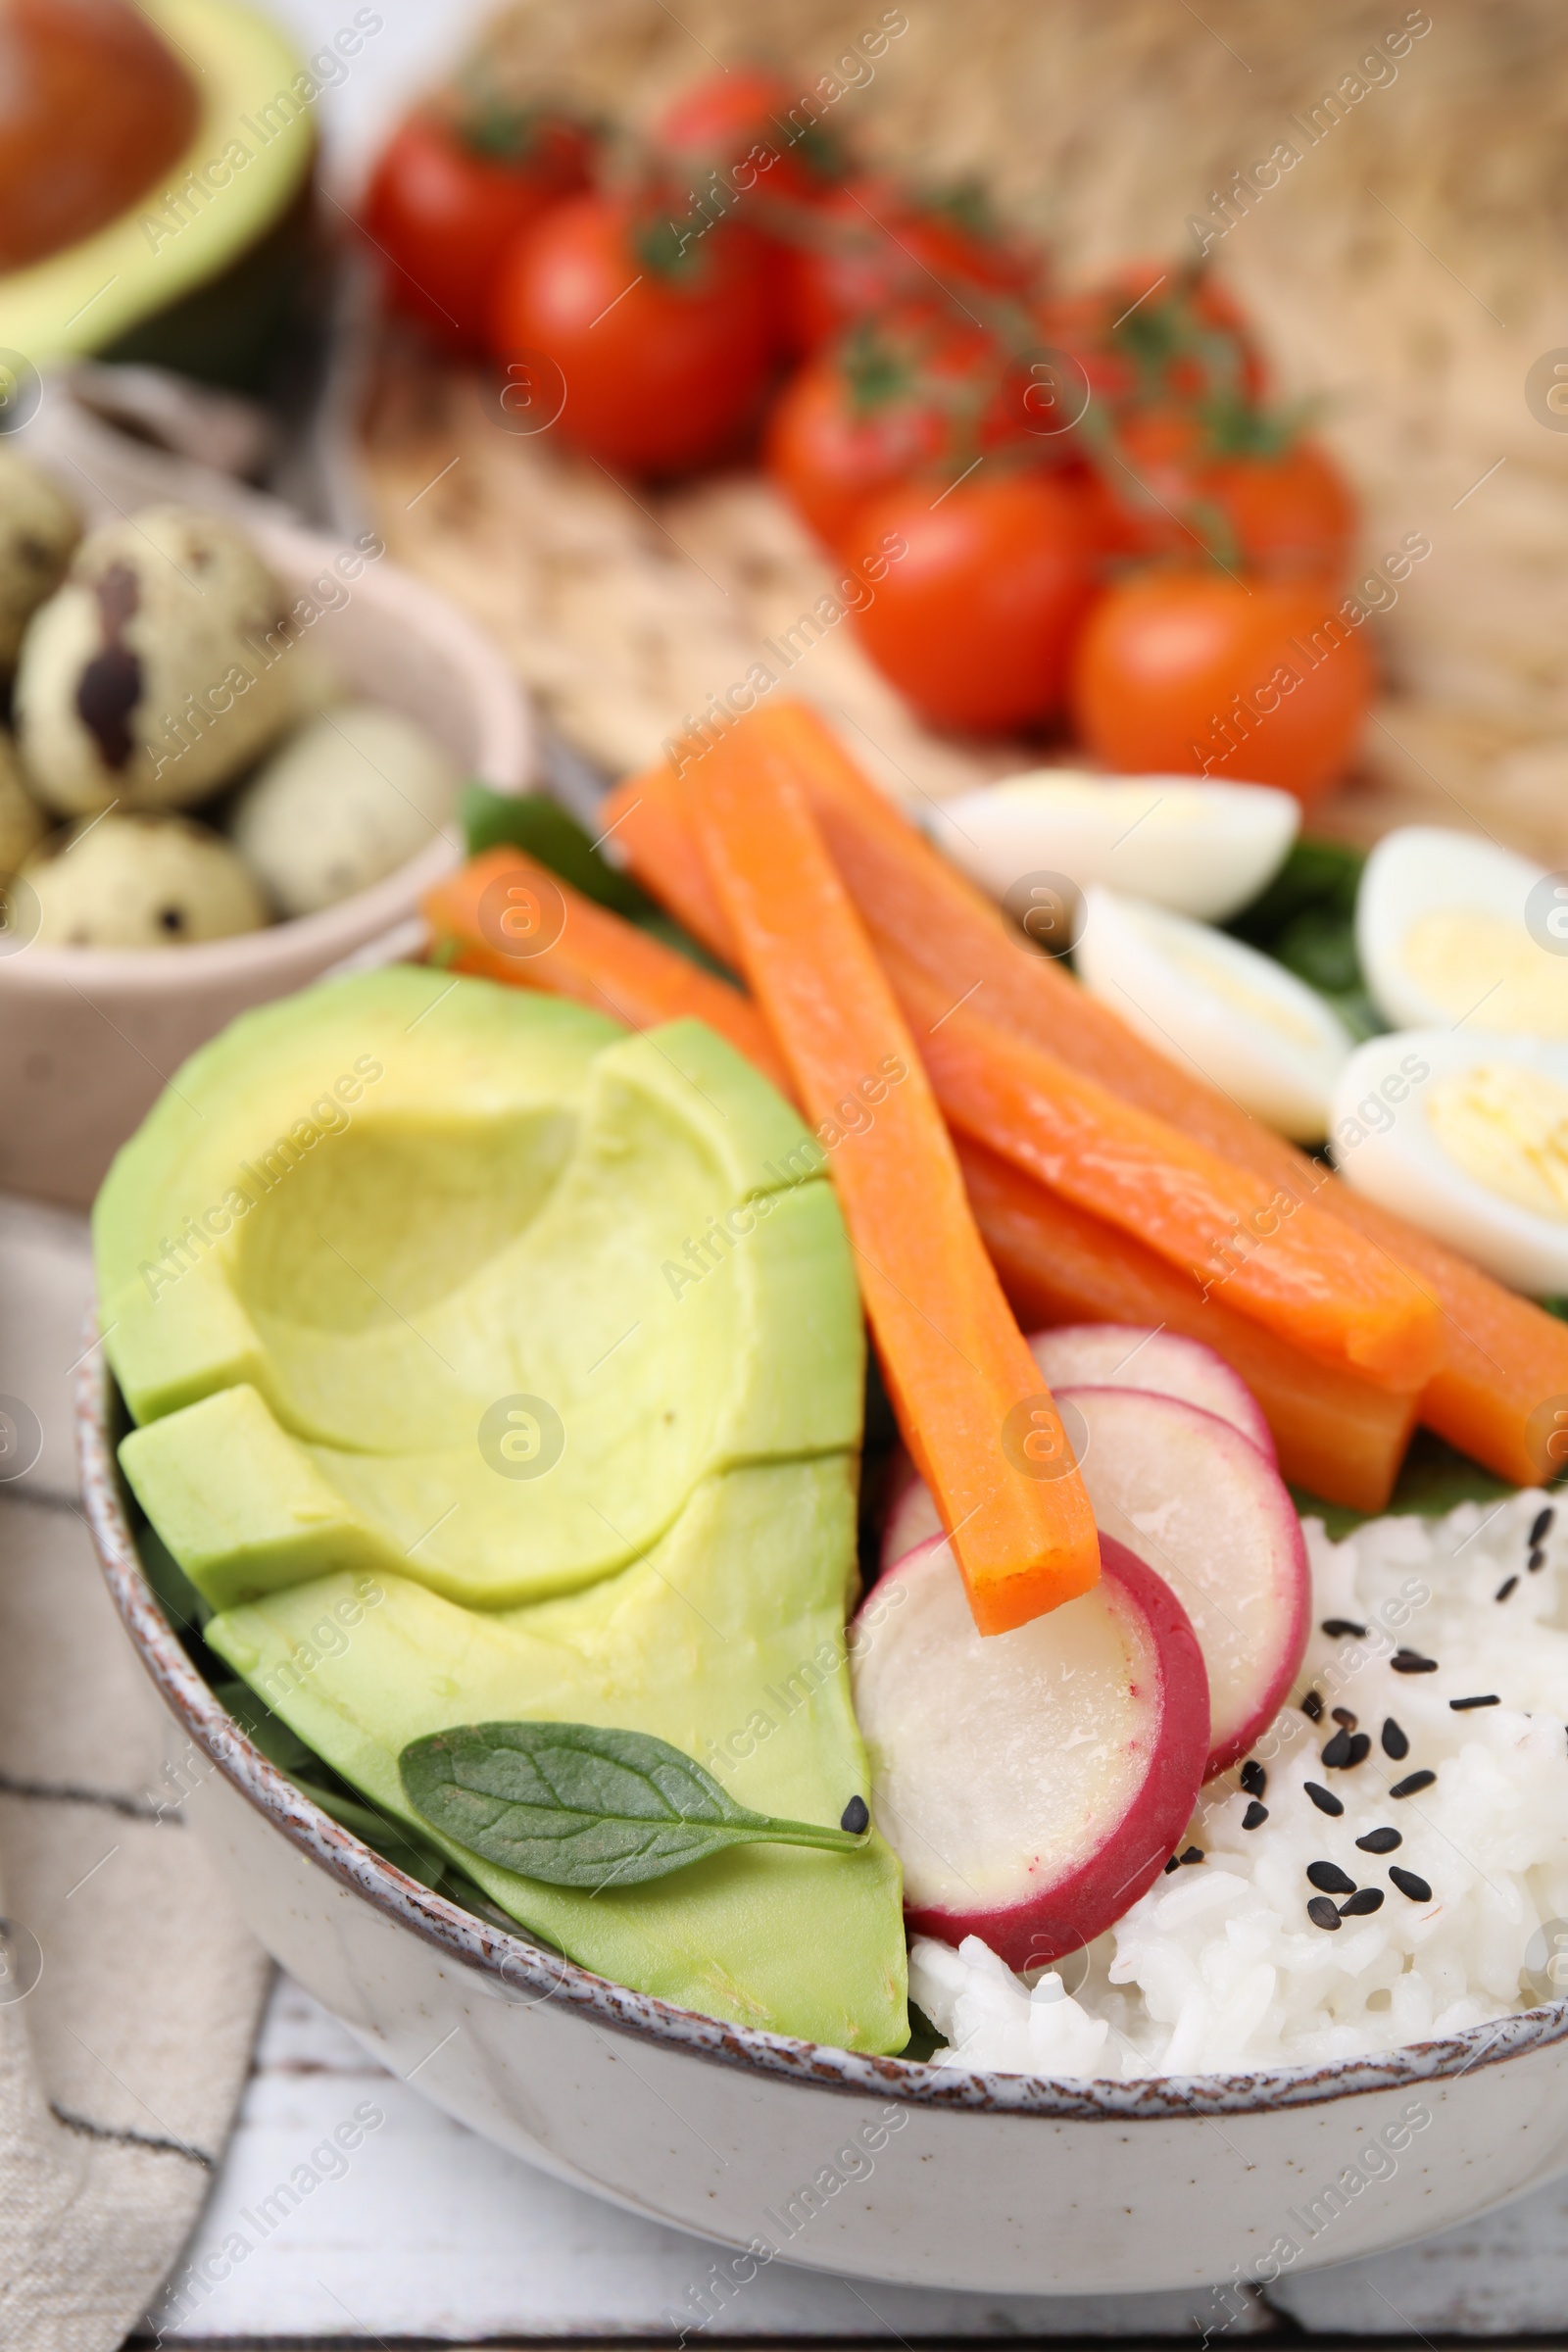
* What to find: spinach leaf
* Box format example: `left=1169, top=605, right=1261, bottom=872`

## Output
left=1227, top=836, right=1382, bottom=1039
left=399, top=1720, right=869, bottom=1890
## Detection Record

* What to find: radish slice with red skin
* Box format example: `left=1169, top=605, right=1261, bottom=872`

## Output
left=879, top=1323, right=1275, bottom=1572
left=1060, top=1385, right=1309, bottom=1780
left=877, top=1386, right=1308, bottom=1782
left=1027, top=1324, right=1275, bottom=1461
left=852, top=1531, right=1208, bottom=1971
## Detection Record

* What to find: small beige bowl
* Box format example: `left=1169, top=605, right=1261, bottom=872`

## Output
left=0, top=406, right=533, bottom=1209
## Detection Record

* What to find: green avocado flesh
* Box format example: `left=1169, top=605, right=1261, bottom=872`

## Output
left=95, top=967, right=906, bottom=2050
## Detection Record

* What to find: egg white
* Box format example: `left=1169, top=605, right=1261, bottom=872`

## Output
left=1356, top=825, right=1568, bottom=1033
left=1075, top=888, right=1356, bottom=1141
left=925, top=770, right=1298, bottom=922
left=1330, top=1029, right=1568, bottom=1294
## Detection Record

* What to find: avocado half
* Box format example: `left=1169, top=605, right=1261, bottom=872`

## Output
left=3, top=0, right=316, bottom=387
left=95, top=969, right=907, bottom=2050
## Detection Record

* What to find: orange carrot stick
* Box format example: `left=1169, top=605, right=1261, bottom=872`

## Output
left=882, top=941, right=1442, bottom=1392
left=422, top=848, right=794, bottom=1100
left=602, top=707, right=1568, bottom=1487
left=682, top=718, right=1101, bottom=1635
left=958, top=1138, right=1418, bottom=1513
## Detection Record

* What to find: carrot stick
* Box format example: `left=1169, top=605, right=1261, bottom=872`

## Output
left=602, top=708, right=1568, bottom=1488
left=422, top=848, right=794, bottom=1100
left=600, top=753, right=1441, bottom=1391
left=681, top=719, right=1102, bottom=1635
left=879, top=942, right=1442, bottom=1391
left=958, top=1138, right=1418, bottom=1513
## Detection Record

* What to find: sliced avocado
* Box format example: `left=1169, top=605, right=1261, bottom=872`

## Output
left=206, top=1455, right=906, bottom=2050
left=97, top=963, right=903, bottom=2045
left=99, top=968, right=862, bottom=1610
left=5, top=0, right=314, bottom=376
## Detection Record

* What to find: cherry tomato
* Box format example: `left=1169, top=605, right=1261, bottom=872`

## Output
left=1038, top=262, right=1266, bottom=419
left=1103, top=411, right=1355, bottom=579
left=764, top=314, right=1042, bottom=549
left=785, top=176, right=1044, bottom=355
left=364, top=107, right=595, bottom=349
left=1069, top=570, right=1373, bottom=802
left=656, top=65, right=846, bottom=204
left=849, top=471, right=1095, bottom=734
left=491, top=193, right=775, bottom=476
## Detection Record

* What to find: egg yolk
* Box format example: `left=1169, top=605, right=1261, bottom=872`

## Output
left=1426, top=1062, right=1568, bottom=1220
left=1400, top=911, right=1568, bottom=1035
left=1165, top=941, right=1323, bottom=1048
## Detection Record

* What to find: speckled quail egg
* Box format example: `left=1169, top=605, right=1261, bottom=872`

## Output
left=23, top=812, right=268, bottom=950
left=229, top=705, right=459, bottom=916
left=14, top=505, right=298, bottom=816
left=0, top=733, right=47, bottom=877
left=0, top=446, right=79, bottom=672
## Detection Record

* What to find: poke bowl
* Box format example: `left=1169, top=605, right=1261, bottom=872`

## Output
left=74, top=703, right=1568, bottom=2288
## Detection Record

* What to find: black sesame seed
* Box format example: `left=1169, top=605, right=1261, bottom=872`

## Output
left=1240, top=1760, right=1267, bottom=1796
left=1180, top=1845, right=1204, bottom=1865
left=1391, top=1650, right=1439, bottom=1674
left=1164, top=1854, right=1180, bottom=1873
left=1321, top=1619, right=1367, bottom=1639
left=1531, top=1505, right=1554, bottom=1547
left=1306, top=1860, right=1355, bottom=1895
left=1356, top=1827, right=1402, bottom=1853
left=1340, top=1887, right=1385, bottom=1918
left=1382, top=1717, right=1409, bottom=1760
left=841, top=1795, right=869, bottom=1835
left=1306, top=1895, right=1343, bottom=1931
left=1242, top=1799, right=1268, bottom=1830
left=1331, top=1707, right=1359, bottom=1731
left=1320, top=1728, right=1353, bottom=1769
left=1390, top=1769, right=1437, bottom=1798
left=1496, top=1575, right=1519, bottom=1602
left=1389, top=1867, right=1432, bottom=1903
left=1305, top=1781, right=1345, bottom=1816
left=1530, top=1547, right=1547, bottom=1573
left=1449, top=1693, right=1500, bottom=1711
left=1301, top=1690, right=1325, bottom=1721
left=1346, top=1732, right=1372, bottom=1767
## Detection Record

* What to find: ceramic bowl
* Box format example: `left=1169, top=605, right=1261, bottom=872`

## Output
left=76, top=1351, right=1568, bottom=2298
left=0, top=397, right=533, bottom=1209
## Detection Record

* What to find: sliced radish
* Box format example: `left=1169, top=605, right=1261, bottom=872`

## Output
left=879, top=1322, right=1275, bottom=1573
left=878, top=1384, right=1307, bottom=1781
left=852, top=1531, right=1209, bottom=1971
left=1026, top=1324, right=1275, bottom=1461
left=1058, top=1385, right=1308, bottom=1781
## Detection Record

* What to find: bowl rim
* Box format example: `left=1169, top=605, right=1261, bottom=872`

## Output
left=76, top=1343, right=1568, bottom=2122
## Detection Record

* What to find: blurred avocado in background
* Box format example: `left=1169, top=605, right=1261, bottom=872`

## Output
left=0, top=0, right=321, bottom=391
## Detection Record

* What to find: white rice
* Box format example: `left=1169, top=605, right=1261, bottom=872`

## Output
left=910, top=1489, right=1568, bottom=2078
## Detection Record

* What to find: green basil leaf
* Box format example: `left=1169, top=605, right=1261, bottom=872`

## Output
left=398, top=1720, right=869, bottom=1890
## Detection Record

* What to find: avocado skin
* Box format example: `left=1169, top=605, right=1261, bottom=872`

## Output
left=98, top=966, right=906, bottom=2048
left=99, top=176, right=317, bottom=393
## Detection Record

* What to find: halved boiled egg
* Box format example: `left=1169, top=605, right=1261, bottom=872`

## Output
left=924, top=770, right=1298, bottom=922
left=1075, top=887, right=1356, bottom=1141
left=1357, top=826, right=1568, bottom=1034
left=1330, top=1030, right=1568, bottom=1294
